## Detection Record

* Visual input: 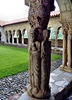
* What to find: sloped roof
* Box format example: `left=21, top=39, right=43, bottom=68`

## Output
left=0, top=10, right=60, bottom=26
left=0, top=20, right=6, bottom=26
left=4, top=17, right=28, bottom=26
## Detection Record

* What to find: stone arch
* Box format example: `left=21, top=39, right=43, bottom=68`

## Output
left=17, top=30, right=22, bottom=44
left=56, top=26, right=63, bottom=48
left=24, top=29, right=28, bottom=44
left=56, top=0, right=72, bottom=21
left=57, top=26, right=63, bottom=39
left=48, top=27, right=55, bottom=47
left=50, top=27, right=55, bottom=39
left=22, top=29, right=26, bottom=44
left=0, top=32, right=1, bottom=42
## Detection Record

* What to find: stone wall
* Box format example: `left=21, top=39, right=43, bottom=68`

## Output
left=0, top=26, right=4, bottom=42
left=48, top=16, right=62, bottom=31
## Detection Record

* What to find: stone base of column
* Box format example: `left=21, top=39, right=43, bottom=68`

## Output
left=27, top=85, right=51, bottom=99
left=60, top=65, right=72, bottom=73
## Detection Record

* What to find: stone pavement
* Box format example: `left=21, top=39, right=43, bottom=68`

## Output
left=18, top=68, right=72, bottom=100
left=0, top=59, right=62, bottom=100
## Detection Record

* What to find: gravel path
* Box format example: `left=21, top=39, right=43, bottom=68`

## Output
left=0, top=59, right=62, bottom=100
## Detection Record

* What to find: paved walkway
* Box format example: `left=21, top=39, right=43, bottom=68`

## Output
left=19, top=68, right=72, bottom=100
left=0, top=59, right=62, bottom=100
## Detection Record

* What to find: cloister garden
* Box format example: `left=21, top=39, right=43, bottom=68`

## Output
left=0, top=45, right=62, bottom=79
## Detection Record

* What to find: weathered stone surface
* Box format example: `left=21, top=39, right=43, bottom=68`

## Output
left=28, top=29, right=51, bottom=98
left=18, top=68, right=72, bottom=100
left=60, top=21, right=72, bottom=73
left=28, top=0, right=55, bottom=98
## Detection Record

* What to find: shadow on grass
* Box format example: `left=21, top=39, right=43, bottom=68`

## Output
left=0, top=62, right=29, bottom=79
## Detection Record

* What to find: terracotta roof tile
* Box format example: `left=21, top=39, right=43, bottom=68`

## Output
left=1, top=10, right=60, bottom=26
left=50, top=10, right=60, bottom=17
left=4, top=18, right=28, bottom=26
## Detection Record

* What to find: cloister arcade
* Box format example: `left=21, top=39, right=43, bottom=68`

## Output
left=49, top=26, right=63, bottom=48
left=2, top=15, right=63, bottom=48
left=4, top=27, right=63, bottom=48
left=5, top=29, right=28, bottom=45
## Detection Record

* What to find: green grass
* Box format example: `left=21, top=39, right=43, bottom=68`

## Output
left=0, top=45, right=62, bottom=79
left=51, top=53, right=62, bottom=61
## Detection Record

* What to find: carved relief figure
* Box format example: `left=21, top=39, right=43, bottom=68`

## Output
left=28, top=28, right=41, bottom=96
left=28, top=0, right=55, bottom=98
left=41, top=30, right=51, bottom=95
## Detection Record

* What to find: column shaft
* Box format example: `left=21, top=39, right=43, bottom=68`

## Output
left=68, top=34, right=72, bottom=68
left=8, top=34, right=10, bottom=43
left=55, top=34, right=57, bottom=48
left=63, top=34, right=67, bottom=66
left=12, top=35, right=14, bottom=44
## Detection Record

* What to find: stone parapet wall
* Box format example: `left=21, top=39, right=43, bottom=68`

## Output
left=50, top=39, right=63, bottom=48
left=57, top=39, right=63, bottom=48
left=24, top=38, right=28, bottom=44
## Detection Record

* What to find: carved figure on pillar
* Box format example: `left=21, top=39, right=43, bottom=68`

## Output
left=28, top=0, right=55, bottom=98
left=41, top=30, right=51, bottom=95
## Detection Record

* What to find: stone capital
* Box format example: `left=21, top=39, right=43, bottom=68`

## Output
left=68, top=22, right=72, bottom=35
left=62, top=22, right=69, bottom=35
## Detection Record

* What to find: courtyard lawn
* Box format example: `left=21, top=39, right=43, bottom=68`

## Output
left=0, top=45, right=62, bottom=79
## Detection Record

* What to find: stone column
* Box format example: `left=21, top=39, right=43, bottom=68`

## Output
left=55, top=34, right=58, bottom=49
left=22, top=33, right=24, bottom=44
left=60, top=22, right=72, bottom=73
left=12, top=32, right=14, bottom=44
left=68, top=35, right=72, bottom=68
left=8, top=33, right=10, bottom=44
left=27, top=0, right=55, bottom=99
left=17, top=36, right=19, bottom=44
left=63, top=34, right=67, bottom=66
left=60, top=22, right=68, bottom=71
left=67, top=22, right=72, bottom=73
left=17, top=31, right=19, bottom=44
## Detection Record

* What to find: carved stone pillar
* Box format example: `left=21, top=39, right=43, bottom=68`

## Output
left=60, top=22, right=68, bottom=70
left=60, top=22, right=72, bottom=73
left=27, top=0, right=55, bottom=99
left=67, top=22, right=72, bottom=72
left=63, top=34, right=67, bottom=66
